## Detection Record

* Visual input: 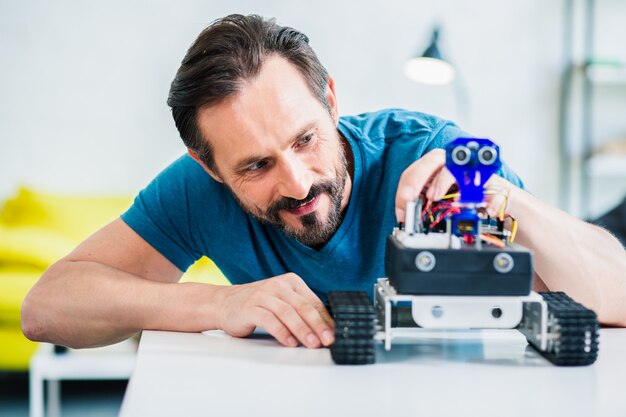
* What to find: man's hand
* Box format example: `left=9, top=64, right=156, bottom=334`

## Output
left=395, top=149, right=456, bottom=223
left=214, top=273, right=335, bottom=348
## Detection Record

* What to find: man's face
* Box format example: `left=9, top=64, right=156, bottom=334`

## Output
left=195, top=56, right=351, bottom=247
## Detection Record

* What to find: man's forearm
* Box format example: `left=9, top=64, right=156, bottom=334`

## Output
left=21, top=260, right=223, bottom=348
left=509, top=186, right=626, bottom=325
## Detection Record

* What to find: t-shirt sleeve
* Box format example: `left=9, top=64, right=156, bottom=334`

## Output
left=121, top=155, right=206, bottom=272
left=426, top=120, right=525, bottom=189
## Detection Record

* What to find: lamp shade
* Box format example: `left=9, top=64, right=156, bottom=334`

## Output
left=404, top=27, right=455, bottom=85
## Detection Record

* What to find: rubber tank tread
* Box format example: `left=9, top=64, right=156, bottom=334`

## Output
left=530, top=291, right=600, bottom=366
left=328, top=291, right=377, bottom=365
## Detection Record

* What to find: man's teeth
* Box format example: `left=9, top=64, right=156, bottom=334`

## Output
left=297, top=197, right=314, bottom=208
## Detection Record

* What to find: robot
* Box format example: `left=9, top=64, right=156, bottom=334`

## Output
left=328, top=138, right=599, bottom=366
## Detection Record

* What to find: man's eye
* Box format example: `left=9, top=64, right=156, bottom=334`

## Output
left=297, top=134, right=314, bottom=147
left=247, top=160, right=268, bottom=172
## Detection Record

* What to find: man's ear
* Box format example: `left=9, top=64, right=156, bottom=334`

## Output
left=187, top=149, right=223, bottom=183
left=326, top=76, right=339, bottom=125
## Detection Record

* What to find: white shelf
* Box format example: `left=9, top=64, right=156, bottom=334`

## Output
left=585, top=154, right=626, bottom=178
left=586, top=64, right=626, bottom=85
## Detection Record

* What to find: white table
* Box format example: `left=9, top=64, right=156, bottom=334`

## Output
left=120, top=328, right=626, bottom=417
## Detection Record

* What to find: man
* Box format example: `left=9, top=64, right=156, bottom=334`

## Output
left=21, top=14, right=626, bottom=350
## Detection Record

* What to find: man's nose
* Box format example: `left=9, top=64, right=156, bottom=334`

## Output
left=276, top=157, right=312, bottom=201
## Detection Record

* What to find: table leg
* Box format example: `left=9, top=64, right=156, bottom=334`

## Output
left=47, top=379, right=61, bottom=417
left=29, top=367, right=44, bottom=417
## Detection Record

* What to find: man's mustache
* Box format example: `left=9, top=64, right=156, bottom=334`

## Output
left=266, top=181, right=336, bottom=220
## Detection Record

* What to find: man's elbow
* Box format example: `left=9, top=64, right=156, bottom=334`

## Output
left=21, top=261, right=72, bottom=345
left=21, top=268, right=60, bottom=344
left=21, top=292, right=46, bottom=343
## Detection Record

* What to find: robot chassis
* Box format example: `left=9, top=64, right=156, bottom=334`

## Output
left=328, top=138, right=599, bottom=366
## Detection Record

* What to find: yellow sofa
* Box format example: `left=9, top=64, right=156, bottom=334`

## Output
left=0, top=187, right=228, bottom=371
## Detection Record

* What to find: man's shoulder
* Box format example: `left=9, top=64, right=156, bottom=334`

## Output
left=132, top=153, right=227, bottom=213
left=151, top=153, right=217, bottom=192
left=339, top=108, right=452, bottom=142
left=160, top=153, right=206, bottom=178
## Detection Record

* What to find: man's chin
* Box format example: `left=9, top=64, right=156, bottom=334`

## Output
left=279, top=211, right=319, bottom=232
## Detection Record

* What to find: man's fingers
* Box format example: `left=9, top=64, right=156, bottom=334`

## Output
left=283, top=291, right=334, bottom=346
left=395, top=168, right=431, bottom=224
left=252, top=307, right=298, bottom=348
left=395, top=183, right=418, bottom=224
left=285, top=275, right=335, bottom=328
left=310, top=298, right=334, bottom=329
left=426, top=168, right=457, bottom=201
left=263, top=297, right=324, bottom=348
left=395, top=149, right=447, bottom=223
left=316, top=304, right=335, bottom=329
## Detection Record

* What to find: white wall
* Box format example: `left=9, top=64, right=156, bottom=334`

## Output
left=0, top=0, right=618, bottom=212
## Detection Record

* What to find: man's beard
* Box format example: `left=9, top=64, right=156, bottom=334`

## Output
left=228, top=141, right=349, bottom=248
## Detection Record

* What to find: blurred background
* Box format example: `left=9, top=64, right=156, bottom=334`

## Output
left=1, top=0, right=625, bottom=416
left=1, top=0, right=625, bottom=216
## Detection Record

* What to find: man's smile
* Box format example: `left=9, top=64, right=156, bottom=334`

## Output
left=284, top=194, right=321, bottom=217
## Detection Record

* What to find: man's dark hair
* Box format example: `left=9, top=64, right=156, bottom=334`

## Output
left=167, top=14, right=330, bottom=173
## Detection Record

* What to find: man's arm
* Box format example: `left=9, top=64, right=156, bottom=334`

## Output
left=21, top=218, right=204, bottom=348
left=21, top=218, right=334, bottom=349
left=505, top=180, right=626, bottom=326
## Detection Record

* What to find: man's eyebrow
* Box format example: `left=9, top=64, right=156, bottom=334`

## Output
left=290, top=124, right=315, bottom=143
left=232, top=124, right=316, bottom=173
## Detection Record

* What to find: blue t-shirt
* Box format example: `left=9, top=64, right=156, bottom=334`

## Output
left=121, top=109, right=522, bottom=300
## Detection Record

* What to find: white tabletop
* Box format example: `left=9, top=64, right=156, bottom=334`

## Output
left=120, top=328, right=626, bottom=417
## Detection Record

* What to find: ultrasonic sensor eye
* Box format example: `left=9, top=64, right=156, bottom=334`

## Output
left=451, top=146, right=471, bottom=165
left=478, top=146, right=497, bottom=165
